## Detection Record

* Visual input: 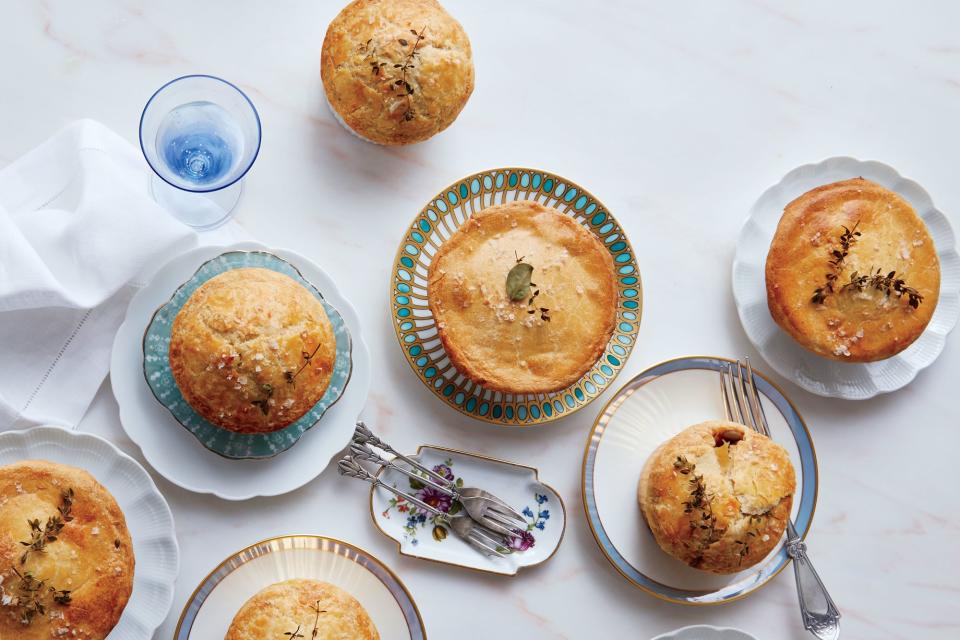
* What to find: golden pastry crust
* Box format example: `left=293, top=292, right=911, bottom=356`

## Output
left=427, top=200, right=617, bottom=394
left=169, top=268, right=336, bottom=434
left=321, top=0, right=474, bottom=145
left=225, top=579, right=379, bottom=640
left=766, top=178, right=940, bottom=362
left=638, top=421, right=795, bottom=574
left=0, top=460, right=134, bottom=640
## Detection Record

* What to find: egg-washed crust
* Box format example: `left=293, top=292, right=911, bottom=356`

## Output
left=169, top=268, right=336, bottom=434
left=0, top=460, right=134, bottom=640
left=427, top=200, right=617, bottom=394
left=321, top=0, right=474, bottom=145
left=765, top=178, right=940, bottom=362
left=638, top=421, right=795, bottom=575
left=225, top=579, right=379, bottom=640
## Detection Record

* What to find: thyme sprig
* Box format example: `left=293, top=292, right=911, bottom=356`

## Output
left=283, top=343, right=323, bottom=386
left=841, top=267, right=923, bottom=309
left=6, top=489, right=75, bottom=625
left=360, top=26, right=427, bottom=122
left=281, top=601, right=326, bottom=639
left=19, top=488, right=74, bottom=565
left=673, top=456, right=720, bottom=565
left=811, top=222, right=860, bottom=304
left=811, top=221, right=922, bottom=308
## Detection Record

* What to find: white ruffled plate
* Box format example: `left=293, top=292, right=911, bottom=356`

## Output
left=0, top=425, right=179, bottom=639
left=732, top=157, right=960, bottom=398
left=110, top=242, right=371, bottom=500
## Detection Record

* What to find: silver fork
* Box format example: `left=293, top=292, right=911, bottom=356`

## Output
left=720, top=358, right=841, bottom=640
left=337, top=457, right=511, bottom=557
left=352, top=423, right=528, bottom=535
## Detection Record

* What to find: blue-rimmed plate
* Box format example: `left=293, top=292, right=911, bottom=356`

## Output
left=581, top=356, right=818, bottom=605
left=174, top=535, right=425, bottom=640
left=142, top=250, right=352, bottom=459
left=390, top=167, right=641, bottom=426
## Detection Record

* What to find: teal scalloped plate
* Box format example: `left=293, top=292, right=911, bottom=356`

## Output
left=390, top=167, right=642, bottom=426
left=143, top=250, right=353, bottom=459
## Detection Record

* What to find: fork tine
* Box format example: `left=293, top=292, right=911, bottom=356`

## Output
left=466, top=531, right=506, bottom=557
left=737, top=360, right=762, bottom=433
left=480, top=512, right=513, bottom=536
left=480, top=511, right=522, bottom=535
left=725, top=363, right=744, bottom=423
left=486, top=503, right=527, bottom=525
left=732, top=362, right=752, bottom=429
left=469, top=525, right=509, bottom=547
left=465, top=492, right=527, bottom=522
left=745, top=358, right=771, bottom=437
left=719, top=365, right=734, bottom=421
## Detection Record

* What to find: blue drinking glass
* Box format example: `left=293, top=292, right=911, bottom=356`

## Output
left=139, top=75, right=261, bottom=229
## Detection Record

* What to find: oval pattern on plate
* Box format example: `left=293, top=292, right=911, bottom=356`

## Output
left=142, top=250, right=353, bottom=459
left=390, top=167, right=642, bottom=426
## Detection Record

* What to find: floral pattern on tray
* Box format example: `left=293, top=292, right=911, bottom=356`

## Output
left=381, top=458, right=552, bottom=550
left=370, top=445, right=565, bottom=576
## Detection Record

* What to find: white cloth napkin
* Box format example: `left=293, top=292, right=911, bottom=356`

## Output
left=0, top=119, right=249, bottom=430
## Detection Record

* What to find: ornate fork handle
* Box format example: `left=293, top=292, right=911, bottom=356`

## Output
left=785, top=521, right=841, bottom=640
left=337, top=456, right=444, bottom=516
left=349, top=442, right=457, bottom=497
left=353, top=422, right=454, bottom=488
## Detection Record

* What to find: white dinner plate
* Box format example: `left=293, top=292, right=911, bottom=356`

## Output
left=174, top=535, right=425, bottom=640
left=732, top=156, right=960, bottom=398
left=582, top=356, right=817, bottom=605
left=110, top=242, right=371, bottom=500
left=0, top=425, right=179, bottom=639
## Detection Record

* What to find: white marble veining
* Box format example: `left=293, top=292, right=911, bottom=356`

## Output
left=2, top=1, right=959, bottom=638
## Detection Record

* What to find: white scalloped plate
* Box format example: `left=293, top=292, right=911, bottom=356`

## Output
left=732, top=157, right=960, bottom=398
left=110, top=242, right=371, bottom=500
left=0, top=425, right=179, bottom=639
left=650, top=625, right=757, bottom=640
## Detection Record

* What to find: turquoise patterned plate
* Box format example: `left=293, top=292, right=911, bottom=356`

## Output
left=142, top=250, right=352, bottom=459
left=391, top=167, right=641, bottom=426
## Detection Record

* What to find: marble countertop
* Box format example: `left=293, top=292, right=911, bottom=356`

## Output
left=3, top=1, right=959, bottom=638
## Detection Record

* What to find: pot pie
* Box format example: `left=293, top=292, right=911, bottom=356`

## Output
left=638, top=421, right=795, bottom=574
left=321, top=0, right=474, bottom=145
left=225, top=579, right=379, bottom=640
left=766, top=178, right=940, bottom=362
left=169, top=267, right=337, bottom=433
left=0, top=460, right=134, bottom=639
left=427, top=200, right=617, bottom=394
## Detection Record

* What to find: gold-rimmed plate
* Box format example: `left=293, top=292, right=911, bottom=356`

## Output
left=581, top=356, right=818, bottom=605
left=390, top=167, right=641, bottom=426
left=174, top=535, right=425, bottom=639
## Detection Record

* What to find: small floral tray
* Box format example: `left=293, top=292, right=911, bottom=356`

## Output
left=369, top=445, right=566, bottom=576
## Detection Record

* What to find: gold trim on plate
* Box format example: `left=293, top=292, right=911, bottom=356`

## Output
left=173, top=534, right=426, bottom=638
